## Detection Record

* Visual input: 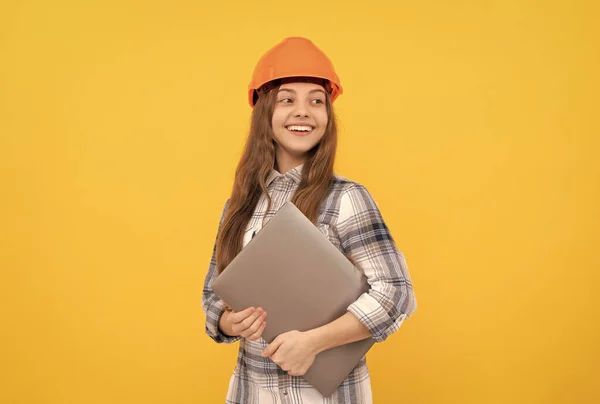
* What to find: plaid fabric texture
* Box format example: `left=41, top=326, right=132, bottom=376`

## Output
left=202, top=164, right=416, bottom=403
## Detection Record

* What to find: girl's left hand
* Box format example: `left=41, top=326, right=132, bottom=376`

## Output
left=261, top=330, right=319, bottom=376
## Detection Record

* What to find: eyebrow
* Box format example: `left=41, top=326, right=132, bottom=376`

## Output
left=278, top=88, right=327, bottom=96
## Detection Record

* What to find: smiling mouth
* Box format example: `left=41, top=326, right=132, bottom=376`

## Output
left=285, top=125, right=315, bottom=136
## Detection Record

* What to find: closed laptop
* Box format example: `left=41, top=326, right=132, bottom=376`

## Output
left=211, top=201, right=374, bottom=397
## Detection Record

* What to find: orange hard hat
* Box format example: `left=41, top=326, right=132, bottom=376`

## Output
left=248, top=37, right=343, bottom=108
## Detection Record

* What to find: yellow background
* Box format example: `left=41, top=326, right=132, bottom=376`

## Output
left=1, top=0, right=598, bottom=403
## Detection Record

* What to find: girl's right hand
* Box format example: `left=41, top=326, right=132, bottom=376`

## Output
left=222, top=307, right=268, bottom=341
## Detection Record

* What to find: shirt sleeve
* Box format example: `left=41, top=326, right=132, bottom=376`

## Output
left=201, top=199, right=241, bottom=344
left=336, top=184, right=417, bottom=343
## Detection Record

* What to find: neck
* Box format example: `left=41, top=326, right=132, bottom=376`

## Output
left=275, top=149, right=305, bottom=174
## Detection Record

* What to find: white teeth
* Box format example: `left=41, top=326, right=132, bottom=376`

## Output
left=287, top=125, right=313, bottom=132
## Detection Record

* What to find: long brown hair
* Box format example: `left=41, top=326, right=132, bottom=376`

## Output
left=215, top=83, right=338, bottom=274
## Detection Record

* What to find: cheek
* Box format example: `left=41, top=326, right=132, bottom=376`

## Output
left=316, top=111, right=328, bottom=130
left=271, top=109, right=286, bottom=129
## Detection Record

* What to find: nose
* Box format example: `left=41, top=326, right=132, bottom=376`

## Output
left=293, top=102, right=309, bottom=118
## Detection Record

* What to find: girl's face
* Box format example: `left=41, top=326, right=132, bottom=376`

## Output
left=271, top=82, right=328, bottom=160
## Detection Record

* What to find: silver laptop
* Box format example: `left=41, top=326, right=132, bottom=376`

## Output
left=211, top=201, right=374, bottom=397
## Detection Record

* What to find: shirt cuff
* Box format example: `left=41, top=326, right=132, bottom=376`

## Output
left=205, top=299, right=242, bottom=344
left=347, top=292, right=408, bottom=343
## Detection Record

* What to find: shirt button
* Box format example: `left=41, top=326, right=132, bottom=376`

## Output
left=283, top=390, right=288, bottom=395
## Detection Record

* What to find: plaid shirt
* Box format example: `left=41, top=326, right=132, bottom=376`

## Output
left=202, top=164, right=417, bottom=403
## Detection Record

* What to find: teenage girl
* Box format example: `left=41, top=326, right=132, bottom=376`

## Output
left=202, top=37, right=417, bottom=404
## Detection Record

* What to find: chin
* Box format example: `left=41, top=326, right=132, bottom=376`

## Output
left=284, top=147, right=313, bottom=157
left=276, top=140, right=314, bottom=152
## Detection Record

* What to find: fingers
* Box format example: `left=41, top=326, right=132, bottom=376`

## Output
left=261, top=336, right=283, bottom=358
left=239, top=308, right=265, bottom=330
left=270, top=352, right=281, bottom=367
left=270, top=353, right=298, bottom=375
left=228, top=307, right=256, bottom=324
left=230, top=307, right=268, bottom=339
left=246, top=319, right=267, bottom=341
left=241, top=310, right=267, bottom=339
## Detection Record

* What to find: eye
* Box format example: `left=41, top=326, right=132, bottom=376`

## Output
left=279, top=98, right=293, bottom=103
left=311, top=99, right=325, bottom=105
